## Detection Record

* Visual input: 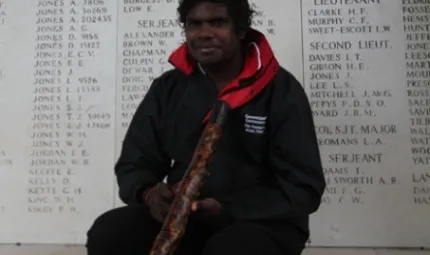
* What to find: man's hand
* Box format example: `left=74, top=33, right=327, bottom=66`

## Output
left=147, top=182, right=222, bottom=222
left=191, top=198, right=221, bottom=217
left=172, top=182, right=221, bottom=217
left=143, top=183, right=174, bottom=223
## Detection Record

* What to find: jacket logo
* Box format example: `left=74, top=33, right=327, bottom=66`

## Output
left=244, top=114, right=266, bottom=134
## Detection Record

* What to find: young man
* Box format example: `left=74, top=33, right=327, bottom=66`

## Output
left=86, top=0, right=326, bottom=254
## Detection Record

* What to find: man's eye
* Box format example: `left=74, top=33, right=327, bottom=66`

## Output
left=211, top=19, right=224, bottom=26
left=186, top=21, right=199, bottom=28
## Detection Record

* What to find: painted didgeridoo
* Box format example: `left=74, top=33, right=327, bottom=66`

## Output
left=149, top=99, right=230, bottom=255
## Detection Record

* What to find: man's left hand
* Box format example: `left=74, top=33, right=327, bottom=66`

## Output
left=191, top=198, right=221, bottom=217
left=171, top=183, right=222, bottom=217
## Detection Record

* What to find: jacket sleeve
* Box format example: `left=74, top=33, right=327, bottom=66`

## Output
left=115, top=78, right=171, bottom=205
left=224, top=79, right=326, bottom=222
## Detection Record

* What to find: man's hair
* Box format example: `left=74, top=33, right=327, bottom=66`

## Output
left=177, top=0, right=255, bottom=34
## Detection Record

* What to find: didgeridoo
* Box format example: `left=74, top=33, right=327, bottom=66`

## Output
left=149, top=99, right=230, bottom=255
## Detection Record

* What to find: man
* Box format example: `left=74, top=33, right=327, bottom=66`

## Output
left=86, top=0, right=326, bottom=254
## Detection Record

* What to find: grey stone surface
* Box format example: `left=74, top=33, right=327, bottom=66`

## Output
left=0, top=245, right=428, bottom=255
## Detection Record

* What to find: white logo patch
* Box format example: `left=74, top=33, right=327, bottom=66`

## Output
left=244, top=114, right=266, bottom=134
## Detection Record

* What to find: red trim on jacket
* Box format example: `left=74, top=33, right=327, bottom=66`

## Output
left=168, top=29, right=280, bottom=123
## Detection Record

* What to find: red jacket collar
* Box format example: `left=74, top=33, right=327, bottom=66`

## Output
left=168, top=28, right=280, bottom=122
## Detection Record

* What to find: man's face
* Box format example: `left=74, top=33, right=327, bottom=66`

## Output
left=184, top=2, right=243, bottom=66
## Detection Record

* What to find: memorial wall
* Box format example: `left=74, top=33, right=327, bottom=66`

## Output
left=0, top=0, right=428, bottom=248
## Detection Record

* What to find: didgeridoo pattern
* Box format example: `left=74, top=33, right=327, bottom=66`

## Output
left=149, top=100, right=230, bottom=255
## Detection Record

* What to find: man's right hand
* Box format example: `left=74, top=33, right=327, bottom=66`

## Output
left=143, top=183, right=174, bottom=223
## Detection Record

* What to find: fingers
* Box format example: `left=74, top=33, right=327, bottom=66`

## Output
left=152, top=210, right=167, bottom=223
left=191, top=201, right=199, bottom=212
left=172, top=183, right=180, bottom=193
left=159, top=202, right=170, bottom=222
left=150, top=207, right=164, bottom=223
left=191, top=199, right=210, bottom=212
left=191, top=198, right=221, bottom=217
left=157, top=183, right=174, bottom=202
left=151, top=200, right=171, bottom=223
left=155, top=184, right=173, bottom=222
left=160, top=200, right=171, bottom=216
left=147, top=183, right=175, bottom=223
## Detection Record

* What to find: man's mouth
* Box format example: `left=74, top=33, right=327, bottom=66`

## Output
left=194, top=43, right=219, bottom=52
left=199, top=47, right=217, bottom=53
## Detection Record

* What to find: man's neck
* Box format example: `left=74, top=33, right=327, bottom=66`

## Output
left=199, top=51, right=244, bottom=92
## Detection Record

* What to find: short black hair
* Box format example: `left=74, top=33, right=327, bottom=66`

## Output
left=177, top=0, right=255, bottom=34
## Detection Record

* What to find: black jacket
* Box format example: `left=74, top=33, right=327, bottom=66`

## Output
left=115, top=29, right=326, bottom=238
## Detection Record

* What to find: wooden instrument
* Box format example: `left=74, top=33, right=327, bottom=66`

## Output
left=149, top=100, right=230, bottom=255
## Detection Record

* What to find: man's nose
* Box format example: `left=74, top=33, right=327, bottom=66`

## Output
left=197, top=23, right=215, bottom=38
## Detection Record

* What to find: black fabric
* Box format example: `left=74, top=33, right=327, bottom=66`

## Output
left=86, top=205, right=305, bottom=255
left=114, top=67, right=326, bottom=239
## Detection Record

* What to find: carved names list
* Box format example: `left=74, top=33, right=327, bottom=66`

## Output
left=402, top=1, right=430, bottom=206
left=0, top=0, right=7, bottom=177
left=304, top=0, right=430, bottom=247
left=23, top=0, right=116, bottom=243
left=0, top=1, right=5, bottom=26
left=0, top=0, right=6, bottom=179
left=0, top=0, right=11, bottom=227
left=305, top=0, right=399, bottom=210
left=117, top=1, right=180, bottom=133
